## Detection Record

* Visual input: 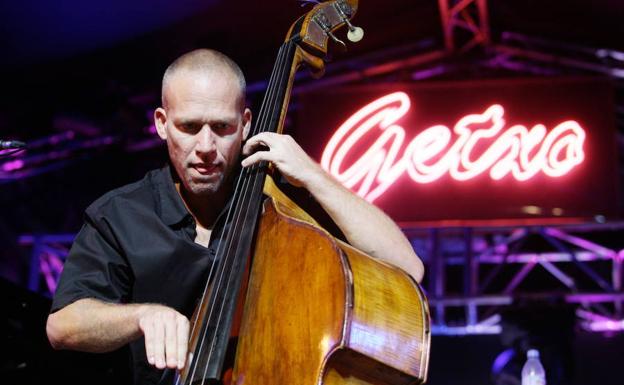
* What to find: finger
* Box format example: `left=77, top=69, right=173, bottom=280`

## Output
left=243, top=132, right=279, bottom=154
left=241, top=151, right=273, bottom=168
left=242, top=138, right=264, bottom=155
left=177, top=315, right=190, bottom=369
left=141, top=319, right=156, bottom=366
left=164, top=312, right=178, bottom=369
left=154, top=316, right=166, bottom=369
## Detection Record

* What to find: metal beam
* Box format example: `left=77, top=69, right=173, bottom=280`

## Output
left=438, top=0, right=490, bottom=53
left=409, top=225, right=624, bottom=335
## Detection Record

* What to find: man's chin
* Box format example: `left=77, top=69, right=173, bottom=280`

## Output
left=182, top=174, right=221, bottom=194
left=183, top=170, right=234, bottom=198
left=188, top=183, right=221, bottom=197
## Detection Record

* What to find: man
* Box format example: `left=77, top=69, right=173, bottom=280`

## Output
left=46, top=49, right=424, bottom=384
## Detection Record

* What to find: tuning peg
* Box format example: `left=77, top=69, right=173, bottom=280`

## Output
left=347, top=26, right=364, bottom=42
left=332, top=1, right=364, bottom=43
left=345, top=20, right=364, bottom=42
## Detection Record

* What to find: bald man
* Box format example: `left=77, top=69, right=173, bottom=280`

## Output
left=46, top=49, right=424, bottom=385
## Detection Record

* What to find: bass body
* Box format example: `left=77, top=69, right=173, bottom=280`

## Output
left=231, top=176, right=430, bottom=385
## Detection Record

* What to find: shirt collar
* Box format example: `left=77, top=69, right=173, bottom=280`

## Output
left=156, top=164, right=192, bottom=227
left=155, top=164, right=237, bottom=228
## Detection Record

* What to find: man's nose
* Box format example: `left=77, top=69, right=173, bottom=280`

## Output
left=196, top=125, right=216, bottom=154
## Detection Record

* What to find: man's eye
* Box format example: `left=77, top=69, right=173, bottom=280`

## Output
left=180, top=123, right=199, bottom=132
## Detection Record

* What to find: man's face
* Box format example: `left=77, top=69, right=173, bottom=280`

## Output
left=155, top=69, right=251, bottom=198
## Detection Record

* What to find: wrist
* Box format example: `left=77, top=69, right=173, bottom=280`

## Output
left=133, top=303, right=152, bottom=324
left=299, top=161, right=328, bottom=190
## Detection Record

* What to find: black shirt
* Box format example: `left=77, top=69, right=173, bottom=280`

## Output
left=51, top=165, right=227, bottom=385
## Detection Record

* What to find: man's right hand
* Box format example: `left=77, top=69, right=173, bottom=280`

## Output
left=47, top=299, right=192, bottom=370
left=137, top=304, right=190, bottom=370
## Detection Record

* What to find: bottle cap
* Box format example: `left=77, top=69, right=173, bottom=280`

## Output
left=527, top=349, right=539, bottom=359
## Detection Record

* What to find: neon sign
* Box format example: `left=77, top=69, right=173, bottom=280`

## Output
left=321, top=92, right=586, bottom=202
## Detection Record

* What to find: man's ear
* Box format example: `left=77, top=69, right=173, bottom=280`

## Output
left=242, top=107, right=252, bottom=140
left=154, top=107, right=168, bottom=140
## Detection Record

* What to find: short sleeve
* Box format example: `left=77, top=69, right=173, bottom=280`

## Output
left=50, top=213, right=134, bottom=313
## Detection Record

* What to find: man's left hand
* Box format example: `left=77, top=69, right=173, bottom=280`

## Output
left=241, top=132, right=322, bottom=187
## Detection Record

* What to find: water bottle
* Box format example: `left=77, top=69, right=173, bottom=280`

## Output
left=521, top=349, right=546, bottom=385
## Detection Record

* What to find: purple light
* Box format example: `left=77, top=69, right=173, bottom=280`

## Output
left=545, top=228, right=616, bottom=258
left=494, top=243, right=508, bottom=254
left=2, top=159, right=24, bottom=172
left=411, top=65, right=448, bottom=80
left=492, top=348, right=515, bottom=375
left=40, top=253, right=59, bottom=293
left=577, top=309, right=624, bottom=332
left=431, top=324, right=502, bottom=335
left=586, top=319, right=624, bottom=332
left=50, top=131, right=75, bottom=144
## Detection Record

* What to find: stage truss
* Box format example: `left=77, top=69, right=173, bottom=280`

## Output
left=438, top=0, right=490, bottom=53
left=406, top=223, right=624, bottom=335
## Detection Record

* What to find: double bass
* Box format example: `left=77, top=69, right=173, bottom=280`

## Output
left=179, top=1, right=430, bottom=384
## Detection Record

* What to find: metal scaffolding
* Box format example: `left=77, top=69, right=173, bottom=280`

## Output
left=19, top=234, right=74, bottom=296
left=406, top=223, right=624, bottom=335
left=438, top=0, right=490, bottom=53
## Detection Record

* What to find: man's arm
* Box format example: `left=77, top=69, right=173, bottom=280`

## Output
left=46, top=298, right=189, bottom=370
left=242, top=133, right=425, bottom=282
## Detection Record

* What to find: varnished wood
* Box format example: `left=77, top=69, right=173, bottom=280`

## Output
left=229, top=178, right=430, bottom=384
left=232, top=191, right=349, bottom=385
left=293, top=0, right=360, bottom=53
left=336, top=241, right=430, bottom=383
left=264, top=177, right=430, bottom=382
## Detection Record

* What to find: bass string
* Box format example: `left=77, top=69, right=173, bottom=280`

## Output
left=184, top=40, right=296, bottom=385
left=181, top=43, right=286, bottom=385
left=196, top=40, right=297, bottom=385
left=184, top=45, right=285, bottom=385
